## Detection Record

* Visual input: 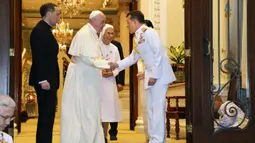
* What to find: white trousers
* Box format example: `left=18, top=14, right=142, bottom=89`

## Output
left=140, top=81, right=150, bottom=141
left=146, top=84, right=169, bottom=143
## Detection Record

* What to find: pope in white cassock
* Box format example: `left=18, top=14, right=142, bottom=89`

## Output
left=99, top=24, right=122, bottom=142
left=60, top=10, right=109, bottom=143
left=109, top=11, right=176, bottom=143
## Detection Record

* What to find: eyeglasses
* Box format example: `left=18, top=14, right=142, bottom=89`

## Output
left=0, top=114, right=15, bottom=122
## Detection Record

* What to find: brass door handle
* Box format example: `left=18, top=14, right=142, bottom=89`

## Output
left=205, top=39, right=211, bottom=56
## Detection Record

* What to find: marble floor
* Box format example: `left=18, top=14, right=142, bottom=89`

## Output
left=14, top=118, right=186, bottom=143
left=14, top=84, right=186, bottom=143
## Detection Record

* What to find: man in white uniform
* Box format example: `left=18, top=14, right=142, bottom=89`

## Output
left=109, top=11, right=176, bottom=143
left=0, top=95, right=16, bottom=143
left=136, top=19, right=155, bottom=143
left=99, top=24, right=122, bottom=143
left=60, top=10, right=109, bottom=143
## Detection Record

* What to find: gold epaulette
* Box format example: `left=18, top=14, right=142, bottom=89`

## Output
left=142, top=27, right=147, bottom=32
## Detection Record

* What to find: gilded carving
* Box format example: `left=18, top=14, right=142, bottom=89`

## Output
left=118, top=1, right=130, bottom=11
left=106, top=16, right=120, bottom=37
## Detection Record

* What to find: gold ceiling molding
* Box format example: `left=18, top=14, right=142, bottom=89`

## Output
left=23, top=15, right=90, bottom=19
left=102, top=0, right=113, bottom=8
left=22, top=0, right=122, bottom=37
left=22, top=15, right=120, bottom=34
left=22, top=17, right=88, bottom=30
left=22, top=0, right=119, bottom=10
left=22, top=9, right=118, bottom=15
left=22, top=27, right=81, bottom=32
left=56, top=0, right=86, bottom=17
left=118, top=1, right=130, bottom=12
left=105, top=16, right=120, bottom=37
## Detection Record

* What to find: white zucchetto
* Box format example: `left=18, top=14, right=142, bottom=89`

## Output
left=89, top=10, right=103, bottom=19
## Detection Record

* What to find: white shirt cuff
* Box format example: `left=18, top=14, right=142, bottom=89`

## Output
left=112, top=69, right=119, bottom=77
left=38, top=80, right=47, bottom=84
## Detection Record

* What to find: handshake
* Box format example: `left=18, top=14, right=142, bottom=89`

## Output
left=107, top=62, right=157, bottom=86
left=101, top=69, right=113, bottom=78
left=101, top=62, right=119, bottom=78
left=108, top=62, right=119, bottom=71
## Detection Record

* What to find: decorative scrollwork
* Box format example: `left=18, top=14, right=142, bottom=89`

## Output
left=211, top=0, right=249, bottom=132
left=212, top=100, right=247, bottom=131
left=225, top=102, right=238, bottom=118
left=210, top=57, right=240, bottom=95
left=210, top=57, right=248, bottom=131
left=219, top=58, right=238, bottom=74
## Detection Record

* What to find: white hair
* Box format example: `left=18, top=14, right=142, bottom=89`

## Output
left=100, top=24, right=114, bottom=39
left=0, top=95, right=16, bottom=108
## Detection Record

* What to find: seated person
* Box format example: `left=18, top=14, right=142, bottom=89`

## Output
left=213, top=95, right=245, bottom=131
left=0, top=95, right=16, bottom=143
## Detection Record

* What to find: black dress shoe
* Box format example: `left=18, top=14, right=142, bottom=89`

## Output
left=105, top=137, right=108, bottom=143
left=110, top=136, right=118, bottom=140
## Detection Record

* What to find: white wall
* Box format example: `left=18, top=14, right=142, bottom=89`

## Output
left=138, top=0, right=152, bottom=19
left=166, top=0, right=185, bottom=48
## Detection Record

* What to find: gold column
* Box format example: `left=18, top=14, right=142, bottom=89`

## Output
left=119, top=11, right=130, bottom=85
left=56, top=52, right=64, bottom=118
left=56, top=50, right=71, bottom=117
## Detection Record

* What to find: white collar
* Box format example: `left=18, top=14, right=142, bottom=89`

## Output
left=88, top=23, right=97, bottom=35
left=135, top=24, right=146, bottom=36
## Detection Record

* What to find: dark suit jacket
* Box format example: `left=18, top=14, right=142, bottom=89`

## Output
left=111, top=40, right=125, bottom=86
left=29, top=20, right=60, bottom=89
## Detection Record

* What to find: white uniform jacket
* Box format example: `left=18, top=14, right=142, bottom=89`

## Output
left=118, top=25, right=176, bottom=89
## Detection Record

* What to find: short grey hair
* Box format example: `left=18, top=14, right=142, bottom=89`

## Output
left=0, top=95, right=16, bottom=108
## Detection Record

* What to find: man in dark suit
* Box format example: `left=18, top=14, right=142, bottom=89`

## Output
left=29, top=3, right=61, bottom=143
left=109, top=39, right=125, bottom=140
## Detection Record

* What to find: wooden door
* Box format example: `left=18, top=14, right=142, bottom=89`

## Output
left=0, top=0, right=22, bottom=135
left=185, top=0, right=255, bottom=142
left=10, top=0, right=22, bottom=133
left=128, top=0, right=139, bottom=130
left=0, top=0, right=11, bottom=95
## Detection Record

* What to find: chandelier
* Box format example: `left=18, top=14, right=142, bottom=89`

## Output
left=56, top=0, right=87, bottom=17
left=52, top=19, right=74, bottom=48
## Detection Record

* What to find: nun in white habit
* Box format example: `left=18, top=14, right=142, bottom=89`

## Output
left=99, top=24, right=122, bottom=140
left=60, top=10, right=109, bottom=143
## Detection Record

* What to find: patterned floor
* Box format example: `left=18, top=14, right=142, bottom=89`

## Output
left=14, top=118, right=186, bottom=143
